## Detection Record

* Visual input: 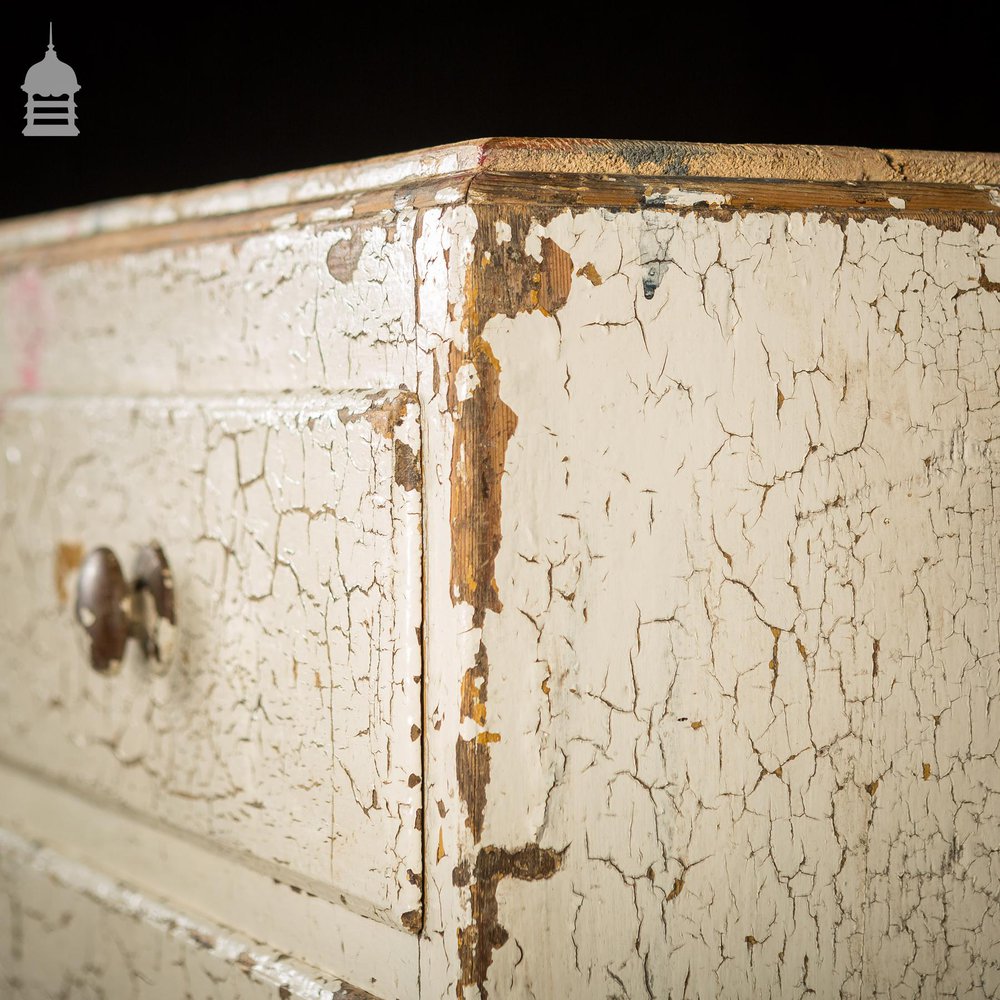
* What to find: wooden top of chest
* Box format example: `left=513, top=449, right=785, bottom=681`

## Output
left=1, top=137, right=998, bottom=260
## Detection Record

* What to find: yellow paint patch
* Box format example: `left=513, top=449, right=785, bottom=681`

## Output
left=54, top=541, right=84, bottom=605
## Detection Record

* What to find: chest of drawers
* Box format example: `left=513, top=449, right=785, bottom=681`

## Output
left=1, top=139, right=999, bottom=999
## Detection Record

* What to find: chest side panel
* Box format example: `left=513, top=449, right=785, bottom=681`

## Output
left=434, top=198, right=1000, bottom=999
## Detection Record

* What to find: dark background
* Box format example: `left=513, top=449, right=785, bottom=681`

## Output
left=2, top=9, right=997, bottom=220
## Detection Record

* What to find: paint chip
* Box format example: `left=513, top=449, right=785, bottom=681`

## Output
left=454, top=362, right=481, bottom=403
left=643, top=187, right=731, bottom=207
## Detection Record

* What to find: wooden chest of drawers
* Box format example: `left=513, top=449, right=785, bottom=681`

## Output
left=1, top=139, right=999, bottom=999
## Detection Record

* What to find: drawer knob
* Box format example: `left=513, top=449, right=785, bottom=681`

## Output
left=75, top=543, right=176, bottom=676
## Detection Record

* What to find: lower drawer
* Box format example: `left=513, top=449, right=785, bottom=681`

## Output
left=0, top=390, right=423, bottom=928
left=0, top=824, right=380, bottom=999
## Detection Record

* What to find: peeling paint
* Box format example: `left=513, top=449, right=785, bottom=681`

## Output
left=2, top=140, right=999, bottom=1000
left=0, top=827, right=382, bottom=999
left=456, top=642, right=492, bottom=845
left=454, top=844, right=563, bottom=1000
left=394, top=439, right=422, bottom=492
left=0, top=392, right=424, bottom=931
left=337, top=387, right=419, bottom=439
left=469, top=201, right=1000, bottom=999
left=643, top=186, right=731, bottom=208
left=325, top=226, right=369, bottom=283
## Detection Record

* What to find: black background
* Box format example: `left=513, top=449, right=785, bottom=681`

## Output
left=2, top=8, right=997, bottom=221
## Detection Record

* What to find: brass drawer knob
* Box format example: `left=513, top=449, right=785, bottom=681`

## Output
left=75, top=543, right=176, bottom=675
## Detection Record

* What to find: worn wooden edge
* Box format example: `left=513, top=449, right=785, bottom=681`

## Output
left=1, top=137, right=998, bottom=259
left=6, top=169, right=999, bottom=273
left=477, top=138, right=1000, bottom=186
left=0, top=141, right=486, bottom=255
left=441, top=203, right=577, bottom=999
left=0, top=172, right=478, bottom=272
left=0, top=824, right=383, bottom=1000
left=468, top=172, right=1000, bottom=231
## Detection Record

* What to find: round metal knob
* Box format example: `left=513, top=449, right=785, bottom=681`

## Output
left=75, top=543, right=176, bottom=675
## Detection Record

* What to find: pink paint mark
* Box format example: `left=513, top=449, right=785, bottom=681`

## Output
left=7, top=267, right=50, bottom=392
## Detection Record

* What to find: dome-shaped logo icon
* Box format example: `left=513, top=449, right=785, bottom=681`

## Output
left=22, top=23, right=80, bottom=137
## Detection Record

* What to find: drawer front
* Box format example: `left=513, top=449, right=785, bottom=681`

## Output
left=0, top=827, right=383, bottom=1000
left=0, top=390, right=422, bottom=928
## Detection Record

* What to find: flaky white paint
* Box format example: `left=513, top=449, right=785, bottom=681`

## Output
left=0, top=759, right=417, bottom=998
left=0, top=392, right=422, bottom=928
left=643, top=187, right=731, bottom=206
left=414, top=203, right=480, bottom=1000
left=0, top=826, right=382, bottom=999
left=0, top=210, right=421, bottom=397
left=471, top=207, right=1000, bottom=1000
left=2, top=140, right=999, bottom=1000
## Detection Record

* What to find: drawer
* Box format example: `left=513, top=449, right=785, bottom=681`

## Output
left=0, top=826, right=378, bottom=1000
left=0, top=388, right=423, bottom=929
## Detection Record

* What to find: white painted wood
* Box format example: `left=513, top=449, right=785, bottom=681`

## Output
left=413, top=204, right=480, bottom=999
left=0, top=214, right=422, bottom=397
left=2, top=140, right=999, bottom=1000
left=0, top=142, right=484, bottom=253
left=0, top=825, right=383, bottom=999
left=0, top=760, right=417, bottom=999
left=1, top=139, right=997, bottom=256
left=0, top=392, right=422, bottom=928
left=456, top=208, right=1000, bottom=999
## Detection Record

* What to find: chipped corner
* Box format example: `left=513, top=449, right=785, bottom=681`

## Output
left=336, top=387, right=422, bottom=494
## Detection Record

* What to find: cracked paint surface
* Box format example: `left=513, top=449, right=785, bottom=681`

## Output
left=0, top=391, right=422, bottom=929
left=459, top=204, right=1000, bottom=999
left=0, top=163, right=445, bottom=997
left=0, top=827, right=377, bottom=999
left=2, top=142, right=1000, bottom=1000
left=0, top=210, right=422, bottom=398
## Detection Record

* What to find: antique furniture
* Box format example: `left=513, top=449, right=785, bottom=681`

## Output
left=1, top=139, right=999, bottom=999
